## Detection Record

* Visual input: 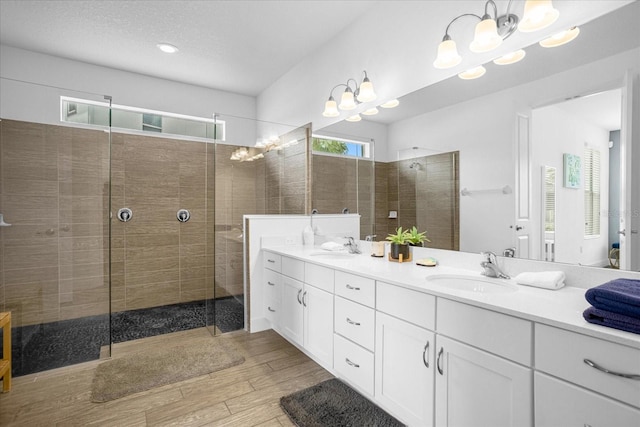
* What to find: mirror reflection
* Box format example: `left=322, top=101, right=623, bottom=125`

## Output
left=314, top=2, right=640, bottom=271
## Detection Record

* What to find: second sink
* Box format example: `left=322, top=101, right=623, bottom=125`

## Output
left=426, top=274, right=518, bottom=294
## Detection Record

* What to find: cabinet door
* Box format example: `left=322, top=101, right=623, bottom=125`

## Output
left=303, top=284, right=334, bottom=368
left=280, top=276, right=303, bottom=346
left=435, top=335, right=532, bottom=427
left=375, top=312, right=435, bottom=427
left=535, top=372, right=640, bottom=427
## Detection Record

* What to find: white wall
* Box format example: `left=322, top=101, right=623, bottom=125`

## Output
left=532, top=105, right=610, bottom=267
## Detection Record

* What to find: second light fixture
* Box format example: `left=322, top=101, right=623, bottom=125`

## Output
left=322, top=70, right=376, bottom=117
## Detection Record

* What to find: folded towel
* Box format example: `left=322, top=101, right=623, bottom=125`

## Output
left=514, top=271, right=565, bottom=290
left=320, top=241, right=345, bottom=252
left=583, top=306, right=640, bottom=335
left=585, top=278, right=640, bottom=318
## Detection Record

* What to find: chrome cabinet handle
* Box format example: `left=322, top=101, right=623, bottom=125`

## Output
left=346, top=284, right=360, bottom=291
left=267, top=259, right=275, bottom=263
left=437, top=347, right=444, bottom=375
left=297, top=289, right=302, bottom=304
left=267, top=281, right=275, bottom=286
left=346, top=317, right=361, bottom=326
left=345, top=358, right=360, bottom=368
left=423, top=341, right=430, bottom=368
left=302, top=291, right=307, bottom=307
left=584, top=359, right=640, bottom=380
left=268, top=307, right=276, bottom=312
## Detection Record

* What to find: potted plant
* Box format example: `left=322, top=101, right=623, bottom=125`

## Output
left=386, top=227, right=410, bottom=260
left=406, top=226, right=431, bottom=247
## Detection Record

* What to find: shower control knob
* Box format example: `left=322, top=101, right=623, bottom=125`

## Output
left=117, top=208, right=132, bottom=222
left=177, top=209, right=190, bottom=223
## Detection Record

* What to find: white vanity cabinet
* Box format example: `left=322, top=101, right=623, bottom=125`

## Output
left=375, top=282, right=436, bottom=427
left=263, top=251, right=282, bottom=328
left=277, top=255, right=335, bottom=369
left=534, top=324, right=640, bottom=426
left=435, top=298, right=533, bottom=427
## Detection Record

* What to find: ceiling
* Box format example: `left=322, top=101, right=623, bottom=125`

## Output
left=0, top=0, right=377, bottom=96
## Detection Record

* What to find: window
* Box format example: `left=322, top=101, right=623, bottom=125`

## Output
left=311, top=135, right=370, bottom=159
left=544, top=167, right=555, bottom=232
left=60, top=97, right=224, bottom=141
left=584, top=147, right=601, bottom=236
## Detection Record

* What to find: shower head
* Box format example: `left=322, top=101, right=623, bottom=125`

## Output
left=409, top=161, right=421, bottom=169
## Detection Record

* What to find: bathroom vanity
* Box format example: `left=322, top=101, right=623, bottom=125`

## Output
left=259, top=245, right=640, bottom=427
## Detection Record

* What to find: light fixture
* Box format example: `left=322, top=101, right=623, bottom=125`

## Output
left=433, top=37, right=462, bottom=69
left=362, top=107, right=379, bottom=116
left=345, top=114, right=362, bottom=122
left=322, top=70, right=377, bottom=117
left=493, top=49, right=526, bottom=65
left=539, top=26, right=580, bottom=48
left=156, top=43, right=179, bottom=53
left=380, top=99, right=400, bottom=108
left=458, top=65, right=486, bottom=80
left=469, top=13, right=503, bottom=53
left=519, top=0, right=559, bottom=33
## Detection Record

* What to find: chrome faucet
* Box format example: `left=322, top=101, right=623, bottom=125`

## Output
left=365, top=234, right=377, bottom=242
left=344, top=237, right=362, bottom=254
left=480, top=251, right=510, bottom=279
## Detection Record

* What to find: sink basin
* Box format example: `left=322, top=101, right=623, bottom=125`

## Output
left=309, top=251, right=356, bottom=259
left=426, top=274, right=518, bottom=294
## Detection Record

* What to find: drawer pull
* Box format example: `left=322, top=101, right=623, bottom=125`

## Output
left=437, top=347, right=444, bottom=375
left=346, top=284, right=361, bottom=291
left=267, top=281, right=275, bottom=286
left=268, top=307, right=276, bottom=312
left=423, top=341, right=430, bottom=368
left=583, top=359, right=640, bottom=380
left=345, top=358, right=360, bottom=368
left=346, top=317, right=361, bottom=326
left=297, top=289, right=303, bottom=305
left=267, top=259, right=276, bottom=263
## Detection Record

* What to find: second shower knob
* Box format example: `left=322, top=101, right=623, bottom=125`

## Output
left=177, top=209, right=190, bottom=223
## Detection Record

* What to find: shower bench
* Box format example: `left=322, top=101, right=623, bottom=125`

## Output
left=0, top=311, right=10, bottom=392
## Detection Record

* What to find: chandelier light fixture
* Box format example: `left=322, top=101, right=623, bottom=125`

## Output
left=432, top=0, right=577, bottom=80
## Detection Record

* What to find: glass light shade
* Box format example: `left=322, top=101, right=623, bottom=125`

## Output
left=357, top=80, right=376, bottom=102
left=362, top=107, right=379, bottom=116
left=539, top=27, right=580, bottom=48
left=345, top=114, right=362, bottom=122
left=322, top=98, right=339, bottom=117
left=493, top=49, right=526, bottom=65
left=470, top=18, right=502, bottom=53
left=339, top=90, right=357, bottom=110
left=380, top=99, right=399, bottom=108
left=458, top=65, right=486, bottom=80
left=433, top=39, right=462, bottom=69
left=519, top=0, right=559, bottom=32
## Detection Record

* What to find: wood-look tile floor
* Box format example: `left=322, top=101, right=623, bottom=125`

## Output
left=0, top=328, right=334, bottom=426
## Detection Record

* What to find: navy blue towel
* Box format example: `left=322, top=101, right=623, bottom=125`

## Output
left=585, top=278, right=640, bottom=319
left=583, top=306, right=640, bottom=335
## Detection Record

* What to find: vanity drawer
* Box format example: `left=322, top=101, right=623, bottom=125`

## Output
left=334, top=333, right=374, bottom=396
left=305, top=262, right=334, bottom=293
left=437, top=298, right=532, bottom=365
left=535, top=372, right=640, bottom=426
left=335, top=270, right=375, bottom=308
left=263, top=251, right=281, bottom=272
left=535, top=323, right=640, bottom=408
left=282, top=256, right=304, bottom=281
left=376, top=281, right=435, bottom=330
left=265, top=295, right=280, bottom=325
left=264, top=268, right=281, bottom=294
left=334, top=296, right=375, bottom=351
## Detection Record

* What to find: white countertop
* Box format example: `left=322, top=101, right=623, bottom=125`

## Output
left=263, top=245, right=640, bottom=350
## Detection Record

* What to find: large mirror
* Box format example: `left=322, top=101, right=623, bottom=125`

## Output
left=314, top=2, right=639, bottom=271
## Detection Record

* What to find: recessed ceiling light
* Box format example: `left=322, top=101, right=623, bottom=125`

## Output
left=157, top=43, right=179, bottom=53
left=380, top=99, right=400, bottom=108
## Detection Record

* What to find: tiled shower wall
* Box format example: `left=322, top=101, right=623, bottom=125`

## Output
left=0, top=119, right=110, bottom=327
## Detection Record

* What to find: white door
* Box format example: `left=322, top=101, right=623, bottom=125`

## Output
left=620, top=70, right=640, bottom=271
left=303, top=283, right=334, bottom=368
left=515, top=114, right=532, bottom=259
left=435, top=335, right=532, bottom=427
left=280, top=276, right=303, bottom=346
left=375, top=312, right=435, bottom=427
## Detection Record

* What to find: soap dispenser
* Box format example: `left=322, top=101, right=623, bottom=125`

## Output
left=303, top=225, right=314, bottom=246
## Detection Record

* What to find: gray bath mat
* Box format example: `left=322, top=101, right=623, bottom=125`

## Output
left=280, top=378, right=406, bottom=426
left=91, top=337, right=244, bottom=402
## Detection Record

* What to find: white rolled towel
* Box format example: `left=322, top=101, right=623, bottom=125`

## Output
left=320, top=241, right=345, bottom=251
left=514, top=271, right=566, bottom=290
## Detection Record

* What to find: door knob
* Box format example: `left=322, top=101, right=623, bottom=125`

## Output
left=618, top=229, right=626, bottom=236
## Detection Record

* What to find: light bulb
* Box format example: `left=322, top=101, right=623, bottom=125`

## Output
left=434, top=39, right=461, bottom=69
left=339, top=89, right=357, bottom=110
left=357, top=79, right=376, bottom=102
left=519, top=0, right=559, bottom=32
left=470, top=18, right=502, bottom=53
left=322, top=98, right=339, bottom=117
